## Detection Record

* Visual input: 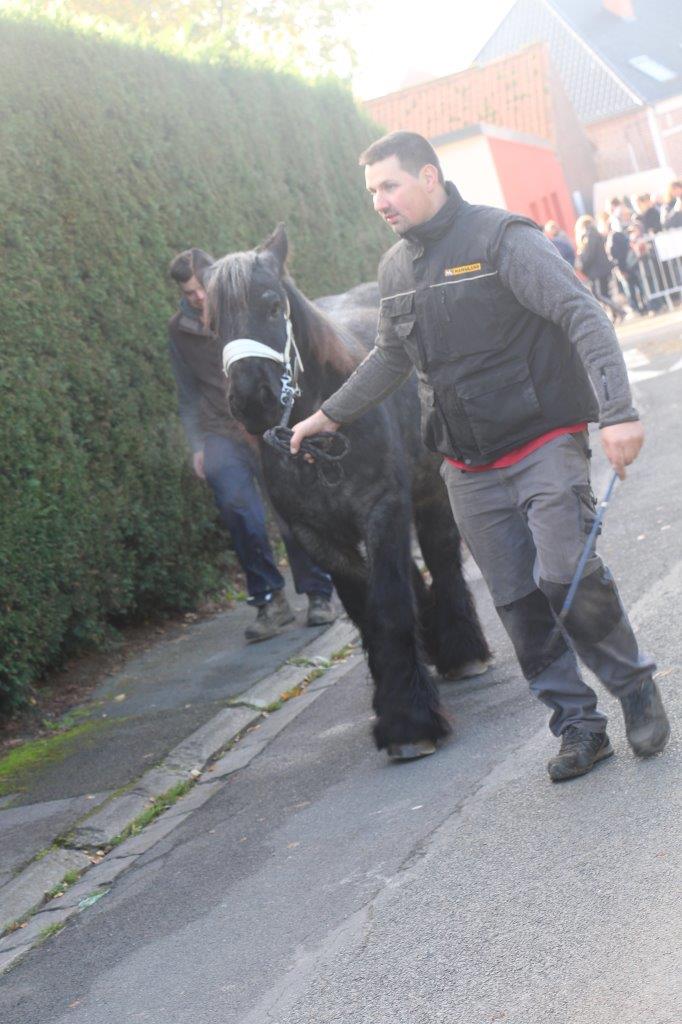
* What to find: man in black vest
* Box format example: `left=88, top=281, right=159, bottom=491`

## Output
left=291, top=131, right=670, bottom=781
left=168, top=248, right=335, bottom=642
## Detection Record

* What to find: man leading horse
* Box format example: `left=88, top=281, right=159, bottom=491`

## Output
left=290, top=130, right=670, bottom=782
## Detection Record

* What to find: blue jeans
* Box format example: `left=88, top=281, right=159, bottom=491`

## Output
left=202, top=434, right=332, bottom=606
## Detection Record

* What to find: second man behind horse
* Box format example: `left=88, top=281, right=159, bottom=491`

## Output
left=168, top=248, right=336, bottom=642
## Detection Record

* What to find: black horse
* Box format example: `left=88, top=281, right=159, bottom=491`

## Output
left=206, top=225, right=491, bottom=758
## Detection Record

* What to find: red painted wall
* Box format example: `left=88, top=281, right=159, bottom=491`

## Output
left=486, top=136, right=575, bottom=232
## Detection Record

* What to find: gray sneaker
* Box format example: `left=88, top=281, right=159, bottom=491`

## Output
left=620, top=678, right=671, bottom=756
left=244, top=591, right=295, bottom=644
left=306, top=595, right=337, bottom=627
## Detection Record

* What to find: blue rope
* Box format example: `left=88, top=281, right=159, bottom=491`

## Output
left=556, top=469, right=619, bottom=627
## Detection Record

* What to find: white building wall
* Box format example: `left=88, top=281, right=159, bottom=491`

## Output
left=435, top=136, right=505, bottom=208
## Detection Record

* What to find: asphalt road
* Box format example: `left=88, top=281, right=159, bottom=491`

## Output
left=1, top=320, right=680, bottom=1023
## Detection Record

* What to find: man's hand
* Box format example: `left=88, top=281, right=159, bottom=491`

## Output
left=289, top=410, right=340, bottom=456
left=192, top=450, right=206, bottom=480
left=600, top=421, right=644, bottom=479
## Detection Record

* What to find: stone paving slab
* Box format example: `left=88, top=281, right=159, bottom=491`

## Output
left=0, top=849, right=91, bottom=930
left=0, top=792, right=111, bottom=887
left=164, top=705, right=260, bottom=772
left=68, top=792, right=157, bottom=850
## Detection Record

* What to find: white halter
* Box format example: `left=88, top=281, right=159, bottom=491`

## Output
left=222, top=312, right=305, bottom=383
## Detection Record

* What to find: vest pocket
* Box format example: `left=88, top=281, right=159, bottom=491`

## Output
left=381, top=293, right=422, bottom=368
left=455, top=364, right=544, bottom=455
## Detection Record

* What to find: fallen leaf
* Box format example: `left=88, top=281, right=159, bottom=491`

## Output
left=113, top=694, right=126, bottom=702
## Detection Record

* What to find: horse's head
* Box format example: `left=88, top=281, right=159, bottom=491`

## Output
left=206, top=225, right=293, bottom=435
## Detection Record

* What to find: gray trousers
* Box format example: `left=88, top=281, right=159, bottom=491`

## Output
left=440, top=432, right=655, bottom=735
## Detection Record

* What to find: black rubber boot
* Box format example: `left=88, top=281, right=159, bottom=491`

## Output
left=547, top=726, right=614, bottom=782
left=620, top=678, right=671, bottom=756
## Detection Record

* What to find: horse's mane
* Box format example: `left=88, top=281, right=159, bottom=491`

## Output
left=205, top=250, right=258, bottom=339
left=283, top=276, right=364, bottom=378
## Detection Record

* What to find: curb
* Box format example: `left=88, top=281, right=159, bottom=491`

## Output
left=0, top=618, right=360, bottom=971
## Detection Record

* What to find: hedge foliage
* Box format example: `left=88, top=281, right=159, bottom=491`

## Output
left=0, top=17, right=388, bottom=712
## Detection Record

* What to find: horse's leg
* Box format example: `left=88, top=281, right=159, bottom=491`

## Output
left=410, top=560, right=436, bottom=663
left=364, top=495, right=450, bottom=752
left=286, top=520, right=369, bottom=631
left=413, top=479, right=492, bottom=679
left=332, top=574, right=368, bottom=635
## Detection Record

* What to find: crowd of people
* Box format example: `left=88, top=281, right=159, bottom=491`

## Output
left=544, top=179, right=682, bottom=322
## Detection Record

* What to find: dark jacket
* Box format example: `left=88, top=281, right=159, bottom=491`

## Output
left=637, top=206, right=662, bottom=234
left=578, top=227, right=613, bottom=281
left=168, top=303, right=237, bottom=451
left=607, top=230, right=630, bottom=273
left=551, top=234, right=575, bottom=267
left=661, top=199, right=682, bottom=229
left=379, top=189, right=598, bottom=463
left=323, top=184, right=637, bottom=462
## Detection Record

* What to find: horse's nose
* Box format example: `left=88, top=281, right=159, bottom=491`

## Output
left=229, top=390, right=247, bottom=419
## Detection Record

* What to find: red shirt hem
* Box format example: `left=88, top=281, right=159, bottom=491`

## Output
left=445, top=423, right=588, bottom=472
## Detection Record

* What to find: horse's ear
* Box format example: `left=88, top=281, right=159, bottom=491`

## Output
left=257, top=223, right=288, bottom=271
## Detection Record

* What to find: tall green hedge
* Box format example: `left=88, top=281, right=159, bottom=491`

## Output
left=0, top=17, right=387, bottom=712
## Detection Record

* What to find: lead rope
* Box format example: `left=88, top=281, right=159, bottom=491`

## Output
left=543, top=470, right=619, bottom=651
left=261, top=313, right=350, bottom=487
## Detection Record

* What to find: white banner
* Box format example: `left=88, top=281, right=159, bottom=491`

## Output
left=654, top=228, right=682, bottom=261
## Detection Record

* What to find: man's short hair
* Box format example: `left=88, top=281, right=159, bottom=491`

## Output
left=169, top=248, right=214, bottom=285
left=359, top=131, right=445, bottom=185
left=636, top=193, right=651, bottom=205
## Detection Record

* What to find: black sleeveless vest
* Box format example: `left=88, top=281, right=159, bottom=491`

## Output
left=378, top=186, right=599, bottom=465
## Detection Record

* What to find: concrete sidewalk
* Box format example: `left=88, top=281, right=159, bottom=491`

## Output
left=0, top=579, right=357, bottom=945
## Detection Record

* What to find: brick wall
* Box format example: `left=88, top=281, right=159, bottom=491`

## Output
left=587, top=110, right=659, bottom=179
left=364, top=44, right=555, bottom=143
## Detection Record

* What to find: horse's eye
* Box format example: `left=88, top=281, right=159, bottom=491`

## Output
left=267, top=299, right=281, bottom=320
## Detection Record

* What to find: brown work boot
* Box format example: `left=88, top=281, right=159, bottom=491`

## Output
left=244, top=591, right=295, bottom=644
left=306, top=595, right=337, bottom=627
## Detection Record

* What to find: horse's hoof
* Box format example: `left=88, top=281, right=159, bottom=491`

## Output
left=442, top=658, right=493, bottom=681
left=387, top=740, right=437, bottom=761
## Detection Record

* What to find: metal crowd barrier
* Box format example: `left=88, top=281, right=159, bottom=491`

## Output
left=639, top=228, right=682, bottom=311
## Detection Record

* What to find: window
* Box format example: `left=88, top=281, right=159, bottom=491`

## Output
left=628, top=56, right=677, bottom=83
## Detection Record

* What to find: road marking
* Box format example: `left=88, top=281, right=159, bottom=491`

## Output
left=623, top=348, right=650, bottom=368
left=628, top=369, right=664, bottom=382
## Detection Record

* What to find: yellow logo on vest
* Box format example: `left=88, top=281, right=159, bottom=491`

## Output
left=444, top=263, right=482, bottom=277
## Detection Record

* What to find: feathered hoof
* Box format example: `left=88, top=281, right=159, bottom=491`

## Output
left=387, top=740, right=437, bottom=761
left=441, top=658, right=493, bottom=681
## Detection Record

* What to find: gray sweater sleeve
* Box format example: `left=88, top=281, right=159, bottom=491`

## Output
left=497, top=224, right=638, bottom=426
left=168, top=337, right=205, bottom=453
left=321, top=295, right=413, bottom=424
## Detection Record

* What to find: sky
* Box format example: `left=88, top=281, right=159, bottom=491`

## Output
left=351, top=0, right=517, bottom=100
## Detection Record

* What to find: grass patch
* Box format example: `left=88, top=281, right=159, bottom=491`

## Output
left=37, top=921, right=66, bottom=944
left=331, top=642, right=356, bottom=662
left=0, top=719, right=114, bottom=797
left=109, top=781, right=193, bottom=847
left=44, top=868, right=83, bottom=902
